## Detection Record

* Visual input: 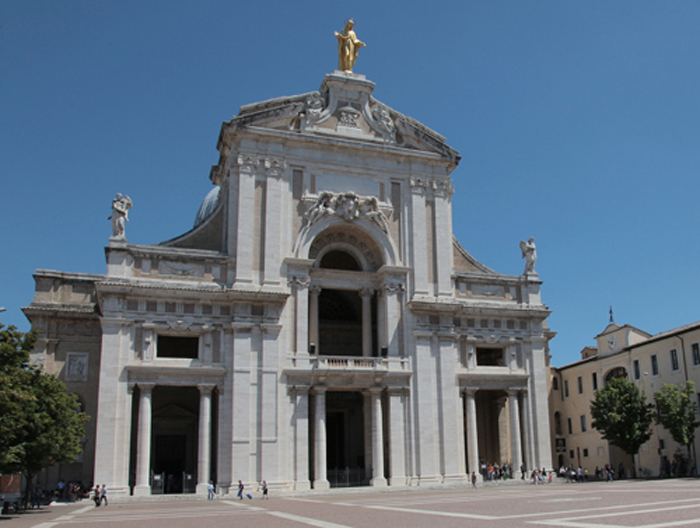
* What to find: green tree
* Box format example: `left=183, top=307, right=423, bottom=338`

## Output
left=654, top=381, right=700, bottom=473
left=590, top=377, right=655, bottom=475
left=0, top=324, right=88, bottom=501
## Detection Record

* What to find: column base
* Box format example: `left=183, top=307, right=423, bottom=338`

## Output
left=415, top=475, right=441, bottom=485
left=370, top=476, right=387, bottom=487
left=133, top=484, right=151, bottom=497
left=295, top=480, right=311, bottom=491
left=195, top=483, right=209, bottom=495
left=388, top=476, right=407, bottom=487
left=443, top=474, right=468, bottom=483
left=312, top=479, right=330, bottom=490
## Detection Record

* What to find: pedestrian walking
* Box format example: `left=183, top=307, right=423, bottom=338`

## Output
left=93, top=485, right=101, bottom=507
left=207, top=480, right=215, bottom=500
left=237, top=480, right=244, bottom=500
left=100, top=485, right=108, bottom=506
left=471, top=472, right=477, bottom=489
left=262, top=480, right=268, bottom=499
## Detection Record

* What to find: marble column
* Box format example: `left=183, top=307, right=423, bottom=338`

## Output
left=433, top=181, right=454, bottom=298
left=410, top=180, right=429, bottom=296
left=464, top=389, right=480, bottom=480
left=521, top=389, right=533, bottom=471
left=363, top=392, right=372, bottom=480
left=370, top=388, right=387, bottom=486
left=134, top=383, right=155, bottom=496
left=234, top=155, right=258, bottom=285
left=360, top=289, right=373, bottom=357
left=263, top=158, right=284, bottom=287
left=508, top=389, right=523, bottom=474
left=382, top=284, right=402, bottom=356
left=292, top=277, right=311, bottom=355
left=313, top=387, right=329, bottom=490
left=388, top=389, right=406, bottom=486
left=294, top=387, right=311, bottom=490
left=309, top=285, right=321, bottom=355
left=196, top=384, right=215, bottom=494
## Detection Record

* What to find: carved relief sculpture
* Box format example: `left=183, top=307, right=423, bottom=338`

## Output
left=302, top=91, right=324, bottom=128
left=110, top=193, right=132, bottom=239
left=371, top=104, right=396, bottom=142
left=304, top=191, right=390, bottom=234
left=335, top=19, right=365, bottom=72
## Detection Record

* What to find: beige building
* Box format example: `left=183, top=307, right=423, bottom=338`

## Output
left=550, top=318, right=700, bottom=477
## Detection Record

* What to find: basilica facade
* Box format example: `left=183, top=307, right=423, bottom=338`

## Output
left=24, top=70, right=554, bottom=497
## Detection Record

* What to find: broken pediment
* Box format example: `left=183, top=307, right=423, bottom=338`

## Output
left=226, top=71, right=459, bottom=163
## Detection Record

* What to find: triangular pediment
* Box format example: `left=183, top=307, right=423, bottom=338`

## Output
left=228, top=72, right=459, bottom=164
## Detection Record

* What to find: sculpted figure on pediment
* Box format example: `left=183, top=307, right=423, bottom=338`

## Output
left=371, top=104, right=396, bottom=142
left=303, top=191, right=391, bottom=238
left=302, top=91, right=324, bottom=128
left=359, top=196, right=390, bottom=234
left=304, top=191, right=334, bottom=226
left=335, top=191, right=360, bottom=221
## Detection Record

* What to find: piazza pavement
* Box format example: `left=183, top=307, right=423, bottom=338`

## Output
left=4, top=478, right=700, bottom=528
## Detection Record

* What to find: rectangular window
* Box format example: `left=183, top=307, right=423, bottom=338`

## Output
left=569, top=450, right=575, bottom=459
left=670, top=349, right=679, bottom=371
left=580, top=415, right=587, bottom=432
left=577, top=376, right=583, bottom=395
left=651, top=354, right=659, bottom=376
left=693, top=343, right=700, bottom=366
left=157, top=335, right=199, bottom=359
left=633, top=360, right=640, bottom=380
left=552, top=377, right=559, bottom=390
left=583, top=448, right=589, bottom=457
left=592, top=372, right=598, bottom=391
left=659, top=438, right=665, bottom=450
left=475, top=347, right=505, bottom=366
left=567, top=417, right=573, bottom=435
left=564, top=380, right=569, bottom=398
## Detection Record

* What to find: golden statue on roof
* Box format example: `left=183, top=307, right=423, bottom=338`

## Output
left=335, top=19, right=365, bottom=73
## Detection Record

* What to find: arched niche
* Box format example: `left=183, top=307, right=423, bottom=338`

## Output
left=295, top=216, right=397, bottom=269
left=307, top=222, right=387, bottom=272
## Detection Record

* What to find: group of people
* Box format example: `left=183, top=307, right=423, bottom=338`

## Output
left=530, top=467, right=553, bottom=484
left=558, top=463, right=622, bottom=483
left=480, top=462, right=514, bottom=481
left=208, top=480, right=268, bottom=501
left=92, top=484, right=108, bottom=507
left=595, top=463, right=622, bottom=481
left=560, top=465, right=587, bottom=482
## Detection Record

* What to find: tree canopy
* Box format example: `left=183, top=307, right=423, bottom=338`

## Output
left=0, top=324, right=88, bottom=480
left=590, top=377, right=655, bottom=459
left=655, top=381, right=700, bottom=462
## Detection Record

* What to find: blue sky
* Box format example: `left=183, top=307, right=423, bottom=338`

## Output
left=1, top=1, right=698, bottom=367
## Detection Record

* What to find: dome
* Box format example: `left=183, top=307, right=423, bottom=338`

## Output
left=193, top=186, right=220, bottom=227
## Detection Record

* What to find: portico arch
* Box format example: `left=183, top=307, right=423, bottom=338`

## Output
left=294, top=216, right=398, bottom=268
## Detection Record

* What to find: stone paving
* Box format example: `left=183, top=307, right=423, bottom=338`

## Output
left=4, top=478, right=700, bottom=528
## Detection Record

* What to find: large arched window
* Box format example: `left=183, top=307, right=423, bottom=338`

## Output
left=319, top=250, right=361, bottom=271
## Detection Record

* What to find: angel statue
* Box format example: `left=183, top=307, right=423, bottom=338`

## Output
left=110, top=193, right=133, bottom=239
left=520, top=237, right=537, bottom=275
left=335, top=19, right=365, bottom=72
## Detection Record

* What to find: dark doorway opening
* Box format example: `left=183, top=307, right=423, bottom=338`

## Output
left=326, top=391, right=368, bottom=487
left=152, top=386, right=199, bottom=494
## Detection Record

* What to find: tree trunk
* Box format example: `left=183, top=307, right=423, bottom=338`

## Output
left=22, top=473, right=33, bottom=510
